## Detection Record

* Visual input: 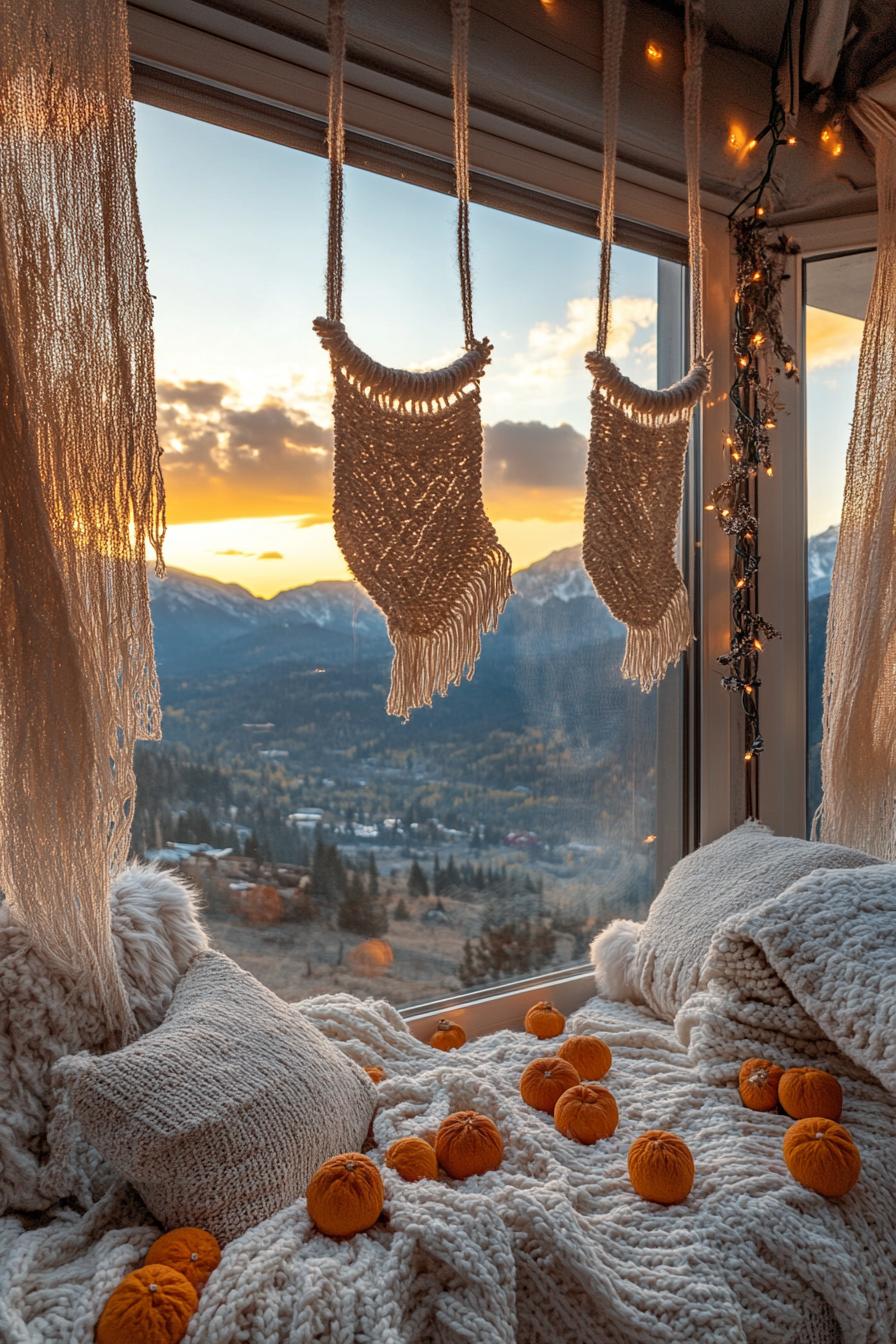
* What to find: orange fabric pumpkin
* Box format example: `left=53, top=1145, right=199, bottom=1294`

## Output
left=429, top=1019, right=467, bottom=1051
left=778, top=1067, right=843, bottom=1121
left=364, top=1065, right=387, bottom=1084
left=435, top=1111, right=504, bottom=1179
left=557, top=1034, right=612, bottom=1082
left=519, top=1056, right=580, bottom=1113
left=144, top=1227, right=221, bottom=1292
left=628, top=1130, right=695, bottom=1205
left=524, top=1000, right=566, bottom=1040
left=96, top=1264, right=197, bottom=1344
left=783, top=1117, right=861, bottom=1197
left=306, top=1152, right=384, bottom=1237
left=738, top=1058, right=785, bottom=1112
left=554, top=1084, right=619, bottom=1144
left=385, top=1136, right=439, bottom=1183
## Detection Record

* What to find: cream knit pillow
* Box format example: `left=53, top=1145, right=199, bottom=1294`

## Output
left=52, top=951, right=376, bottom=1243
left=590, top=822, right=883, bottom=1023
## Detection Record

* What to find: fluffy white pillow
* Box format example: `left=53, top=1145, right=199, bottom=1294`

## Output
left=0, top=862, right=207, bottom=1214
left=53, top=950, right=377, bottom=1243
left=590, top=822, right=882, bottom=1022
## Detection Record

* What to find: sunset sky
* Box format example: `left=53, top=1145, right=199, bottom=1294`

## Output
left=134, top=104, right=865, bottom=598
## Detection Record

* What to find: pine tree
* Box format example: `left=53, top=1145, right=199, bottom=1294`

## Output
left=338, top=871, right=388, bottom=937
left=432, top=853, right=443, bottom=895
left=444, top=854, right=460, bottom=891
left=407, top=859, right=429, bottom=898
left=243, top=830, right=260, bottom=860
left=367, top=851, right=379, bottom=896
left=393, top=896, right=410, bottom=920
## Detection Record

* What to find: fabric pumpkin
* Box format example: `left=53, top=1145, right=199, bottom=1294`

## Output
left=435, top=1111, right=504, bottom=1179
left=554, top=1084, right=619, bottom=1144
left=385, top=1136, right=439, bottom=1183
left=429, top=1019, right=467, bottom=1051
left=96, top=1264, right=198, bottom=1344
left=557, top=1034, right=612, bottom=1081
left=144, top=1227, right=221, bottom=1291
left=524, top=1001, right=566, bottom=1039
left=628, top=1130, right=694, bottom=1205
left=738, top=1058, right=785, bottom=1112
left=306, top=1152, right=384, bottom=1238
left=519, top=1057, right=580, bottom=1113
left=778, top=1067, right=843, bottom=1121
left=783, top=1117, right=861, bottom=1197
left=363, top=1065, right=387, bottom=1084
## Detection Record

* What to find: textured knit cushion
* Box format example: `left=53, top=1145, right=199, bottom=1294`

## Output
left=589, top=821, right=882, bottom=1022
left=52, top=950, right=376, bottom=1243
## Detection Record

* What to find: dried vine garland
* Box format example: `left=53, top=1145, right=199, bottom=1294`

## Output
left=708, top=222, right=799, bottom=816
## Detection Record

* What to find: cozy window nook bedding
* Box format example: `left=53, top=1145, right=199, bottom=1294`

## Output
left=2, top=846, right=894, bottom=1344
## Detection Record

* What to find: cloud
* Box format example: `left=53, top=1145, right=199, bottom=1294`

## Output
left=157, top=379, right=333, bottom=525
left=805, top=307, right=864, bottom=370
left=257, top=551, right=284, bottom=560
left=214, top=548, right=251, bottom=556
left=506, top=295, right=657, bottom=389
left=483, top=420, right=586, bottom=521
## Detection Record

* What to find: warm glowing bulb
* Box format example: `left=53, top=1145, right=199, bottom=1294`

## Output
left=744, top=685, right=753, bottom=693
left=785, top=360, right=793, bottom=372
left=753, top=639, right=763, bottom=650
left=833, top=143, right=843, bottom=157
left=752, top=333, right=764, bottom=345
left=644, top=834, right=657, bottom=843
left=704, top=503, right=715, bottom=511
left=787, top=136, right=796, bottom=145
left=732, top=450, right=741, bottom=461
left=739, top=356, right=749, bottom=367
left=821, top=128, right=831, bottom=143
left=721, top=509, right=731, bottom=517
left=729, top=131, right=737, bottom=146
left=725, top=435, right=733, bottom=445
left=747, top=139, right=757, bottom=150
left=752, top=271, right=762, bottom=281
left=766, top=466, right=773, bottom=476
left=736, top=578, right=745, bottom=589
left=756, top=206, right=765, bottom=216
left=646, top=42, right=662, bottom=62
left=744, top=751, right=753, bottom=761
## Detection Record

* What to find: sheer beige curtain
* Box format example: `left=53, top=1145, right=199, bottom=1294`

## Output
left=0, top=0, right=164, bottom=1044
left=819, top=83, right=896, bottom=857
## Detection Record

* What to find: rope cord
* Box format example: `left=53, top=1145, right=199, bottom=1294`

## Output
left=324, top=0, right=476, bottom=348
left=596, top=0, right=705, bottom=364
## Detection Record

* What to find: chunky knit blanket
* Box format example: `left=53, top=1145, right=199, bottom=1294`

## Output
left=3, top=865, right=896, bottom=1344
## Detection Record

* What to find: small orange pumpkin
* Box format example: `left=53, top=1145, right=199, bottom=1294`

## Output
left=783, top=1117, right=861, bottom=1197
left=524, top=1000, right=566, bottom=1040
left=738, top=1058, right=785, bottom=1112
left=429, top=1019, right=467, bottom=1051
left=628, top=1130, right=695, bottom=1205
left=520, top=1056, right=580, bottom=1113
left=364, top=1065, right=387, bottom=1084
left=96, top=1264, right=197, bottom=1344
left=554, top=1084, right=619, bottom=1144
left=778, top=1067, right=843, bottom=1121
left=557, top=1034, right=612, bottom=1081
left=435, top=1111, right=504, bottom=1179
left=306, top=1152, right=384, bottom=1237
left=144, top=1227, right=221, bottom=1291
left=385, top=1136, right=439, bottom=1183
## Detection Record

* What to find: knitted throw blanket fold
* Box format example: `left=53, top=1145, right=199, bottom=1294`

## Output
left=315, top=0, right=511, bottom=719
left=314, top=320, right=510, bottom=719
left=583, top=0, right=709, bottom=690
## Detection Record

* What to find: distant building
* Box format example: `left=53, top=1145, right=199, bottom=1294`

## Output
left=503, top=830, right=540, bottom=849
left=288, top=808, right=324, bottom=831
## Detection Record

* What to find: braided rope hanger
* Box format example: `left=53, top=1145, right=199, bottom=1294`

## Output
left=583, top=0, right=711, bottom=691
left=314, top=0, right=511, bottom=720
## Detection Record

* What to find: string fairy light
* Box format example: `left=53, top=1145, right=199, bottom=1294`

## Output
left=706, top=0, right=800, bottom=820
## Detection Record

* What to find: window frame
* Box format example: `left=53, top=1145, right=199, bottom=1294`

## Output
left=128, top=14, right=878, bottom=1036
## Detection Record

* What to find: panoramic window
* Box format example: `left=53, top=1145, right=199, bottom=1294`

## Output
left=805, top=250, right=875, bottom=827
left=134, top=103, right=665, bottom=1006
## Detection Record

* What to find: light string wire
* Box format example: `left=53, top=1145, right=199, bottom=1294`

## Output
left=707, top=0, right=800, bottom=818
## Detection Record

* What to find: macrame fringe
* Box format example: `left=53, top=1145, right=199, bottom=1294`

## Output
left=621, top=584, right=693, bottom=692
left=387, top=547, right=512, bottom=720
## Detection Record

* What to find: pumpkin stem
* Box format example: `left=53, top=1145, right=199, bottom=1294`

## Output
left=345, top=1159, right=355, bottom=1169
left=437, top=1019, right=452, bottom=1031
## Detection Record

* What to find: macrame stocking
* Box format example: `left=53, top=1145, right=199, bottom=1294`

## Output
left=314, top=0, right=511, bottom=720
left=0, top=0, right=164, bottom=1046
left=583, top=0, right=710, bottom=691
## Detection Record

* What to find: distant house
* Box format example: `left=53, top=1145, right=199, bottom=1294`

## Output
left=288, top=808, right=325, bottom=832
left=503, top=831, right=540, bottom=849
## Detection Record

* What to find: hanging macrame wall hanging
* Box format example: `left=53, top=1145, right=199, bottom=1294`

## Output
left=314, top=0, right=512, bottom=721
left=583, top=0, right=710, bottom=691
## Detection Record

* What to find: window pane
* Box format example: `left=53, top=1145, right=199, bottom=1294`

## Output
left=805, top=251, right=874, bottom=827
left=134, top=104, right=663, bottom=1006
